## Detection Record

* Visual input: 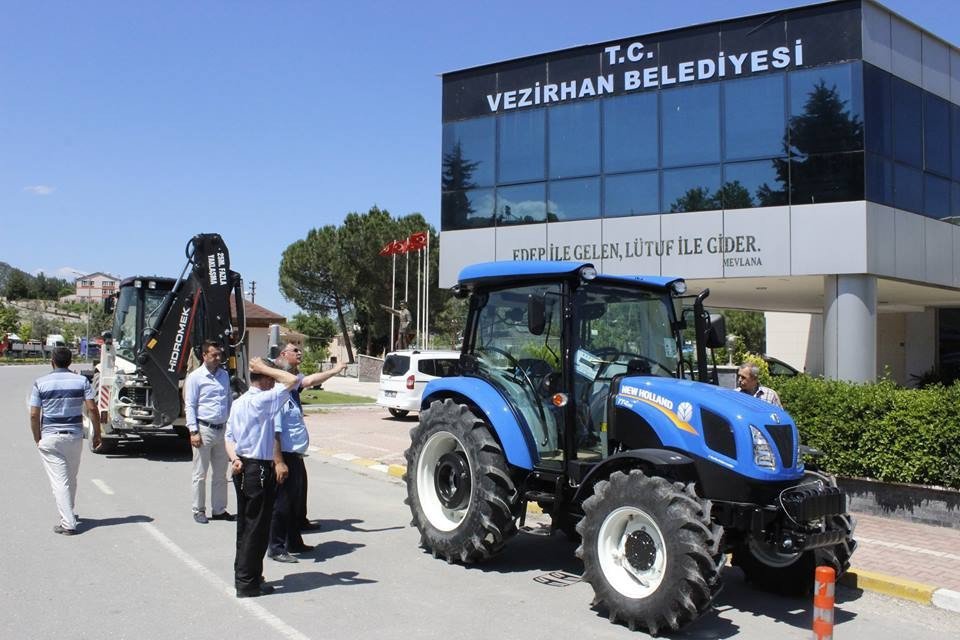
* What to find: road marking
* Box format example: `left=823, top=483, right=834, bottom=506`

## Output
left=140, top=522, right=311, bottom=640
left=333, top=453, right=358, bottom=461
left=91, top=478, right=114, bottom=495
left=857, top=536, right=960, bottom=562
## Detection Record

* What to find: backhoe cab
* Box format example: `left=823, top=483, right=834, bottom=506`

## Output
left=404, top=261, right=855, bottom=634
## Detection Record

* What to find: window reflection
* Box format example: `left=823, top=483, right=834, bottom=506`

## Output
left=442, top=119, right=495, bottom=187
left=441, top=188, right=495, bottom=230
left=924, top=95, right=951, bottom=177
left=548, top=177, right=600, bottom=221
left=790, top=152, right=864, bottom=205
left=723, top=160, right=787, bottom=208
left=604, top=172, right=659, bottom=217
left=549, top=102, right=600, bottom=179
left=892, top=78, right=922, bottom=169
left=893, top=163, right=922, bottom=213
left=788, top=64, right=862, bottom=156
left=924, top=174, right=951, bottom=219
left=496, top=183, right=546, bottom=226
left=954, top=105, right=960, bottom=182
left=498, top=110, right=545, bottom=183
left=724, top=74, right=786, bottom=161
left=866, top=154, right=894, bottom=207
left=663, top=165, right=721, bottom=212
left=662, top=83, right=720, bottom=167
left=603, top=93, right=658, bottom=173
left=864, top=64, right=892, bottom=157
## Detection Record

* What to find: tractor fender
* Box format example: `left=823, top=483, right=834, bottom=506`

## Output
left=421, top=376, right=538, bottom=470
left=573, top=449, right=696, bottom=504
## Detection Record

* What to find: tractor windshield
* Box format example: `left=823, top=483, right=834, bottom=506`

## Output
left=573, top=282, right=680, bottom=380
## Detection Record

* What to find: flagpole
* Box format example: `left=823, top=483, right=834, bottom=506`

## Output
left=390, top=252, right=396, bottom=352
left=424, top=232, right=430, bottom=350
left=415, top=246, right=421, bottom=349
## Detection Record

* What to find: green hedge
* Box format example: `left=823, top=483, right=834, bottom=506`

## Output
left=776, top=376, right=960, bottom=490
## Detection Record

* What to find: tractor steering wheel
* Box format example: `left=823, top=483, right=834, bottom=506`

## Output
left=593, top=348, right=674, bottom=378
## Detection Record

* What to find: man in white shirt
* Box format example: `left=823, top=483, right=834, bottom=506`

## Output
left=184, top=340, right=233, bottom=524
left=225, top=357, right=299, bottom=598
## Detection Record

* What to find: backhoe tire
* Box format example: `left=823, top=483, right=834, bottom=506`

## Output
left=576, top=470, right=723, bottom=635
left=388, top=408, right=409, bottom=419
left=404, top=398, right=520, bottom=563
left=733, top=471, right=857, bottom=596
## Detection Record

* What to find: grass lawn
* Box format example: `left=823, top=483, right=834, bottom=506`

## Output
left=301, top=389, right=375, bottom=405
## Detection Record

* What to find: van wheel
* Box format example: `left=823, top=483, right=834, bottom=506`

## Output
left=389, top=408, right=410, bottom=418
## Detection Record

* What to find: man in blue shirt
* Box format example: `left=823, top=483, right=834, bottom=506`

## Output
left=268, top=352, right=348, bottom=563
left=29, top=347, right=101, bottom=535
left=184, top=340, right=234, bottom=524
left=224, top=357, right=300, bottom=598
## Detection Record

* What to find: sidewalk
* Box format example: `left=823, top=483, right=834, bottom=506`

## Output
left=305, top=375, right=960, bottom=614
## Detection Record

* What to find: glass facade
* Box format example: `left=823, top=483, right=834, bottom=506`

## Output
left=441, top=1, right=960, bottom=231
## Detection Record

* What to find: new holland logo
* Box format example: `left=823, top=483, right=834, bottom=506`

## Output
left=677, top=402, right=694, bottom=423
left=770, top=413, right=781, bottom=424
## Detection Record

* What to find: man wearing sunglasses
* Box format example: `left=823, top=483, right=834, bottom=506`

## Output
left=736, top=363, right=783, bottom=408
left=268, top=343, right=348, bottom=562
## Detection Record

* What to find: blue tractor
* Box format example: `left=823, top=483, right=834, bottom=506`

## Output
left=404, top=262, right=855, bottom=634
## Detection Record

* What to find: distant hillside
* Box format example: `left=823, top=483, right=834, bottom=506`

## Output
left=0, top=261, right=72, bottom=300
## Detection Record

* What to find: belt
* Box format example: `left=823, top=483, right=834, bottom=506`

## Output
left=199, top=420, right=225, bottom=430
left=55, top=430, right=79, bottom=435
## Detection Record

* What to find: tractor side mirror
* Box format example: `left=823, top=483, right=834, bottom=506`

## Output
left=528, top=294, right=546, bottom=336
left=103, top=296, right=115, bottom=315
left=706, top=313, right=726, bottom=349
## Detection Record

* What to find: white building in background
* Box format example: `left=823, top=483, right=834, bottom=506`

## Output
left=69, top=272, right=120, bottom=301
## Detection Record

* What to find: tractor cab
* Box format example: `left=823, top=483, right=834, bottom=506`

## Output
left=456, top=261, right=708, bottom=477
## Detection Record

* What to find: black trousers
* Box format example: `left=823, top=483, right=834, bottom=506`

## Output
left=269, top=453, right=306, bottom=554
left=299, top=466, right=310, bottom=528
left=233, top=458, right=277, bottom=593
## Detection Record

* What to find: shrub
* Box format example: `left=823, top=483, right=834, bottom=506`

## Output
left=776, top=375, right=960, bottom=489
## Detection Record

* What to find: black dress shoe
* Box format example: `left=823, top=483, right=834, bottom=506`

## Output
left=210, top=511, right=236, bottom=521
left=268, top=552, right=299, bottom=564
left=289, top=543, right=315, bottom=553
left=301, top=521, right=322, bottom=531
left=53, top=525, right=76, bottom=536
left=236, top=588, right=262, bottom=598
left=259, top=583, right=275, bottom=595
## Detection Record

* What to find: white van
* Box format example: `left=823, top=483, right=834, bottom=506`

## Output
left=377, top=349, right=461, bottom=418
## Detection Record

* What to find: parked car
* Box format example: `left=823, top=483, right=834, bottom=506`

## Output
left=377, top=349, right=461, bottom=418
left=762, top=354, right=801, bottom=377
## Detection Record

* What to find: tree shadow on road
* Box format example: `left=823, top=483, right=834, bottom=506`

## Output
left=270, top=570, right=377, bottom=594
left=77, top=514, right=154, bottom=533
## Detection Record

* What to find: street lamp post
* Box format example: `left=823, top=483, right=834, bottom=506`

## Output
left=70, top=270, right=91, bottom=361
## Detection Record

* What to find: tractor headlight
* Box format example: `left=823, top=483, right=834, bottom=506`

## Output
left=579, top=265, right=597, bottom=281
left=750, top=425, right=777, bottom=470
left=671, top=280, right=687, bottom=295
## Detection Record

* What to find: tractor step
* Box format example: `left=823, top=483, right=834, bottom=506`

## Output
left=524, top=490, right=556, bottom=504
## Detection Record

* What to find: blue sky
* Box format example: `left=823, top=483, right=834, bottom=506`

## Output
left=2, top=0, right=958, bottom=317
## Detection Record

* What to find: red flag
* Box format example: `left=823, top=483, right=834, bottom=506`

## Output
left=408, top=231, right=427, bottom=251
left=393, top=239, right=409, bottom=254
left=379, top=240, right=395, bottom=256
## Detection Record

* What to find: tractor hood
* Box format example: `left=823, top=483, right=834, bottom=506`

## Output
left=612, top=375, right=802, bottom=481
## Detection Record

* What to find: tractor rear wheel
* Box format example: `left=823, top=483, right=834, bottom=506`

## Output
left=733, top=472, right=857, bottom=596
left=404, top=398, right=520, bottom=563
left=577, top=470, right=723, bottom=635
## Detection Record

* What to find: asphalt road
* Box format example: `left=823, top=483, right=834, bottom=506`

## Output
left=3, top=364, right=958, bottom=639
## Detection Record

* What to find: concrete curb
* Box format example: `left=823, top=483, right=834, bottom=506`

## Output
left=309, top=449, right=960, bottom=614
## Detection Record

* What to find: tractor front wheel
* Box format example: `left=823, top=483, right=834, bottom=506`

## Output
left=577, top=470, right=723, bottom=635
left=404, top=398, right=520, bottom=563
